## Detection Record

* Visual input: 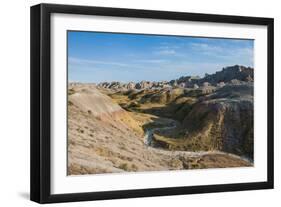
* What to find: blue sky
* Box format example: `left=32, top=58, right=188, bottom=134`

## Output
left=68, top=31, right=254, bottom=83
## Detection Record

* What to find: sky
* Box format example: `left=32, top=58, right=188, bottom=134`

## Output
left=68, top=31, right=254, bottom=83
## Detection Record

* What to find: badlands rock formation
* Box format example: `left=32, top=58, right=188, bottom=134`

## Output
left=68, top=65, right=254, bottom=175
left=96, top=65, right=253, bottom=91
left=68, top=83, right=252, bottom=174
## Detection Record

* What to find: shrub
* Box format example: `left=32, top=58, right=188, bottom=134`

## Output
left=76, top=128, right=84, bottom=133
left=68, top=88, right=76, bottom=95
left=118, top=163, right=129, bottom=171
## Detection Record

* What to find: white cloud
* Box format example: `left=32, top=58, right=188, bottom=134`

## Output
left=156, top=49, right=176, bottom=55
left=154, top=45, right=182, bottom=56
left=69, top=57, right=131, bottom=67
left=136, top=59, right=168, bottom=64
left=190, top=43, right=224, bottom=54
left=69, top=57, right=152, bottom=70
left=189, top=42, right=253, bottom=66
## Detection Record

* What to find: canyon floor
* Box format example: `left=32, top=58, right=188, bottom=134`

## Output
left=67, top=83, right=253, bottom=175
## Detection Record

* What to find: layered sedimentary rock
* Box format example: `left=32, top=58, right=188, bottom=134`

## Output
left=198, top=65, right=253, bottom=85
left=95, top=65, right=253, bottom=90
left=68, top=65, right=254, bottom=175
left=68, top=83, right=252, bottom=175
left=157, top=83, right=254, bottom=159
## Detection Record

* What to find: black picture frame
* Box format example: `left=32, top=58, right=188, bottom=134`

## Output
left=30, top=3, right=274, bottom=204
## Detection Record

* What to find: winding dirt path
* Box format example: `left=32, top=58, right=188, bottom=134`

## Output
left=141, top=114, right=252, bottom=164
left=144, top=117, right=177, bottom=146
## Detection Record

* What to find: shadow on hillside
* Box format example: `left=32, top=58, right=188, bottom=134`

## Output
left=137, top=101, right=194, bottom=122
left=141, top=115, right=185, bottom=141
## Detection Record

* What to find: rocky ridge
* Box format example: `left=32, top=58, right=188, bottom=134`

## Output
left=93, top=65, right=253, bottom=91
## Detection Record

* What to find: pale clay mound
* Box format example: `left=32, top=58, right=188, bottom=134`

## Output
left=68, top=85, right=252, bottom=175
left=69, top=88, right=122, bottom=117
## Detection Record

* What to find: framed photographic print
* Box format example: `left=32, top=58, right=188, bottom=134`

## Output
left=30, top=3, right=274, bottom=203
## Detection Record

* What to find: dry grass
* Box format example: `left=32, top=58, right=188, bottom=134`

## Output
left=67, top=85, right=252, bottom=175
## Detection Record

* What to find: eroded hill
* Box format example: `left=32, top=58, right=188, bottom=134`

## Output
left=68, top=79, right=253, bottom=175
